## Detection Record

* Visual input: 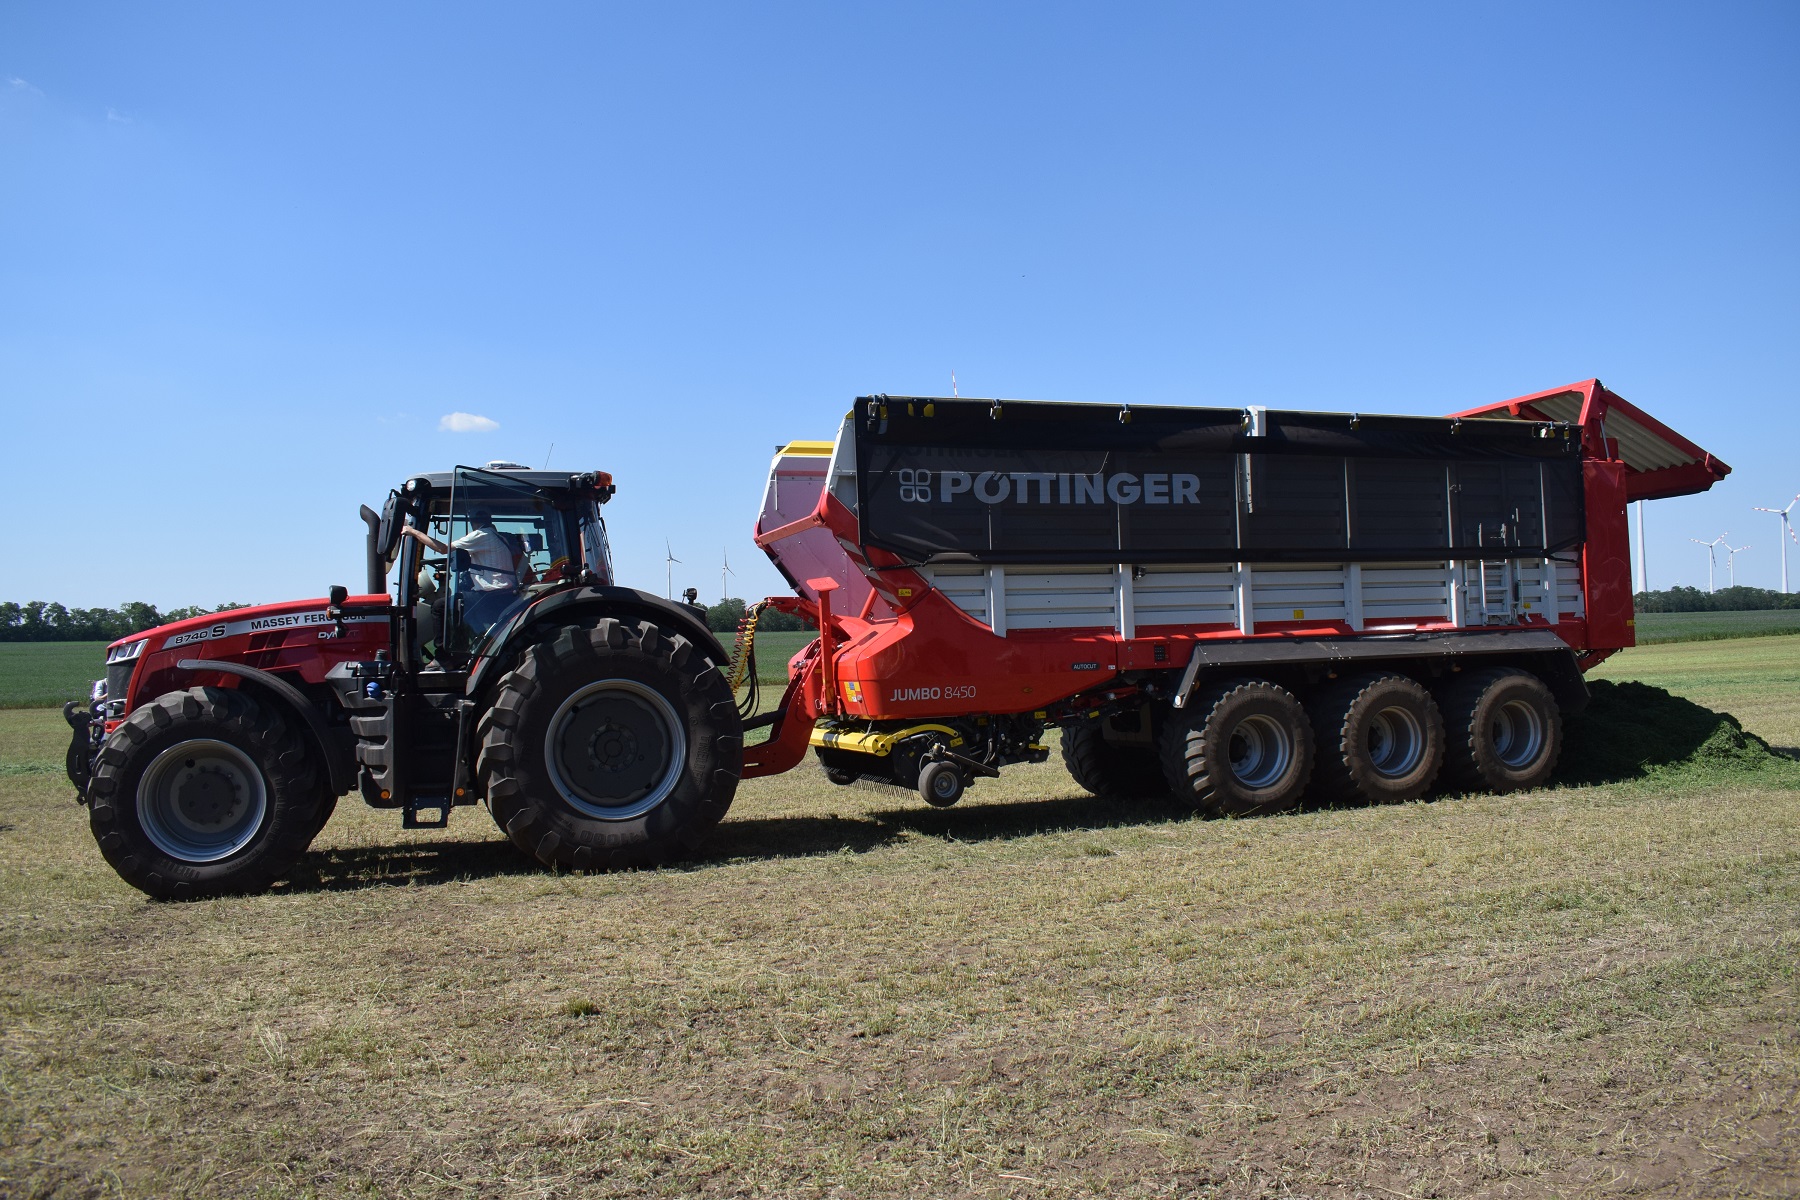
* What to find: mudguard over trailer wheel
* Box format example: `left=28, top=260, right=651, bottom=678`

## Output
left=1308, top=674, right=1445, bottom=805
left=1437, top=668, right=1561, bottom=795
left=1061, top=719, right=1166, bottom=799
left=1160, top=679, right=1313, bottom=816
left=477, top=618, right=743, bottom=870
left=87, top=687, right=325, bottom=899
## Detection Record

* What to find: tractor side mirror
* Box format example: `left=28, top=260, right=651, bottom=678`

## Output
left=328, top=584, right=349, bottom=608
left=375, top=491, right=403, bottom=558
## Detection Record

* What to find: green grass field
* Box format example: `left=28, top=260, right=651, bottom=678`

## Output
left=1, top=636, right=1797, bottom=1196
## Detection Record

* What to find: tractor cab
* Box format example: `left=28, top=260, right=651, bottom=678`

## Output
left=376, top=462, right=616, bottom=670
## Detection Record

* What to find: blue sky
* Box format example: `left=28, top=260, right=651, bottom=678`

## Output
left=3, top=2, right=1796, bottom=607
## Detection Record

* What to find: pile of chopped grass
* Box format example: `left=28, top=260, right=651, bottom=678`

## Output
left=1555, top=678, right=1794, bottom=786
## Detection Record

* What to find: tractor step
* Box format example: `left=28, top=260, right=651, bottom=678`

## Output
left=402, top=797, right=451, bottom=829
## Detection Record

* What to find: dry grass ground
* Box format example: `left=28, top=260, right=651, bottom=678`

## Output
left=1, top=639, right=1797, bottom=1198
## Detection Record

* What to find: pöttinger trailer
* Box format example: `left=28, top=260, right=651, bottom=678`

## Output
left=740, top=378, right=1728, bottom=814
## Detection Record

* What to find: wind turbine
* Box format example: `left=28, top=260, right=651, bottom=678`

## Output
left=664, top=540, right=681, bottom=599
left=1689, top=534, right=1728, bottom=593
left=721, top=548, right=735, bottom=602
left=1724, top=541, right=1750, bottom=588
left=1753, top=495, right=1800, bottom=593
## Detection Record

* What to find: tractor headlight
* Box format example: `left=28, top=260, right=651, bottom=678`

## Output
left=105, top=639, right=147, bottom=664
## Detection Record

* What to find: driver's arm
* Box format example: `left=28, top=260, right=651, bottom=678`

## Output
left=401, top=525, right=448, bottom=555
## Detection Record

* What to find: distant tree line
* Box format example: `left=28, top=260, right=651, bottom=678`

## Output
left=704, top=597, right=814, bottom=634
left=0, top=601, right=250, bottom=643
left=1634, top=586, right=1800, bottom=613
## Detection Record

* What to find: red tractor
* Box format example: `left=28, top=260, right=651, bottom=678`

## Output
left=67, top=463, right=745, bottom=898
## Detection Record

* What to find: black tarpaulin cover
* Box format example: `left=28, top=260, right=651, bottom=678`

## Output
left=854, top=398, right=1586, bottom=565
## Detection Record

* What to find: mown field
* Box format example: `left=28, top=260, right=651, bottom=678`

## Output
left=1, top=633, right=1797, bottom=1197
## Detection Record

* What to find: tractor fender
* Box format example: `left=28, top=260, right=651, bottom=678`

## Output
left=174, top=658, right=358, bottom=795
left=467, top=586, right=731, bottom=703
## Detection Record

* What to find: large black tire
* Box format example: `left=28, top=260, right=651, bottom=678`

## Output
left=87, top=687, right=324, bottom=900
left=1160, top=678, right=1313, bottom=817
left=1307, top=673, right=1444, bottom=805
left=477, top=618, right=742, bottom=871
left=1061, top=719, right=1167, bottom=799
left=1437, top=667, right=1561, bottom=795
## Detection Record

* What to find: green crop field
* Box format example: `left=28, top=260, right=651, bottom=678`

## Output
left=0, top=641, right=110, bottom=709
left=1634, top=607, right=1800, bottom=644
left=2, top=636, right=1797, bottom=1196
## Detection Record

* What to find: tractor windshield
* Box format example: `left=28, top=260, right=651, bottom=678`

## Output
left=423, top=468, right=577, bottom=663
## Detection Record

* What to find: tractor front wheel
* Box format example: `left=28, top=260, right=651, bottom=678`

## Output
left=477, top=618, right=742, bottom=871
left=86, top=687, right=325, bottom=899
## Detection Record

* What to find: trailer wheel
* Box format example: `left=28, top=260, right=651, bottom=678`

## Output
left=86, top=687, right=324, bottom=899
left=477, top=618, right=742, bottom=871
left=822, top=764, right=859, bottom=786
left=1308, top=674, right=1444, bottom=805
left=918, top=760, right=964, bottom=807
left=1437, top=668, right=1561, bottom=795
left=1060, top=720, right=1166, bottom=799
left=1160, top=679, right=1313, bottom=817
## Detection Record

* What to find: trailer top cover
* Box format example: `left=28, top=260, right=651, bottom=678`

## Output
left=854, top=396, right=1586, bottom=566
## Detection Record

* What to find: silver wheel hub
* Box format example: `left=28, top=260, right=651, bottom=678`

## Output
left=546, top=680, right=686, bottom=820
left=1491, top=699, right=1546, bottom=768
left=1365, top=705, right=1425, bottom=778
left=1226, top=714, right=1293, bottom=789
left=136, top=739, right=268, bottom=863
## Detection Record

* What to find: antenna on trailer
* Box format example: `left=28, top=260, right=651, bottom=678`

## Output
left=665, top=540, right=681, bottom=599
left=721, top=548, right=735, bottom=601
left=543, top=442, right=554, bottom=469
left=1753, top=494, right=1800, bottom=593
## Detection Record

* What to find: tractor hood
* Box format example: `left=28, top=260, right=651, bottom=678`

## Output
left=106, top=593, right=391, bottom=658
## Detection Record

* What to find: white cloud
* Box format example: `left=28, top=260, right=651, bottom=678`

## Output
left=9, top=77, right=43, bottom=96
left=106, top=106, right=130, bottom=123
left=439, top=412, right=499, bottom=433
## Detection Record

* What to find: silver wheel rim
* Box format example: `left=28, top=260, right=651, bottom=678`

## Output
left=1366, top=705, right=1425, bottom=779
left=136, top=739, right=269, bottom=863
left=545, top=679, right=686, bottom=820
left=929, top=767, right=959, bottom=800
left=1491, top=699, right=1546, bottom=769
left=1226, top=713, right=1293, bottom=789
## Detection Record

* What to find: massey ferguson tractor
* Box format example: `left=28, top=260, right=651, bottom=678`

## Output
left=68, top=380, right=1727, bottom=899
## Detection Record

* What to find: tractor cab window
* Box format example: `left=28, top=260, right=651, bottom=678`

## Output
left=421, top=468, right=576, bottom=664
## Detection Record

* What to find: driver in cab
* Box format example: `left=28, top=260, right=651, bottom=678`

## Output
left=401, top=509, right=536, bottom=637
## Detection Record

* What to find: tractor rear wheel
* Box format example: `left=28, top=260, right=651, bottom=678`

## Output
left=1160, top=678, right=1313, bottom=817
left=1060, top=719, right=1166, bottom=799
left=86, top=687, right=324, bottom=899
left=477, top=618, right=742, bottom=871
left=1308, top=674, right=1444, bottom=805
left=1438, top=668, right=1561, bottom=795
